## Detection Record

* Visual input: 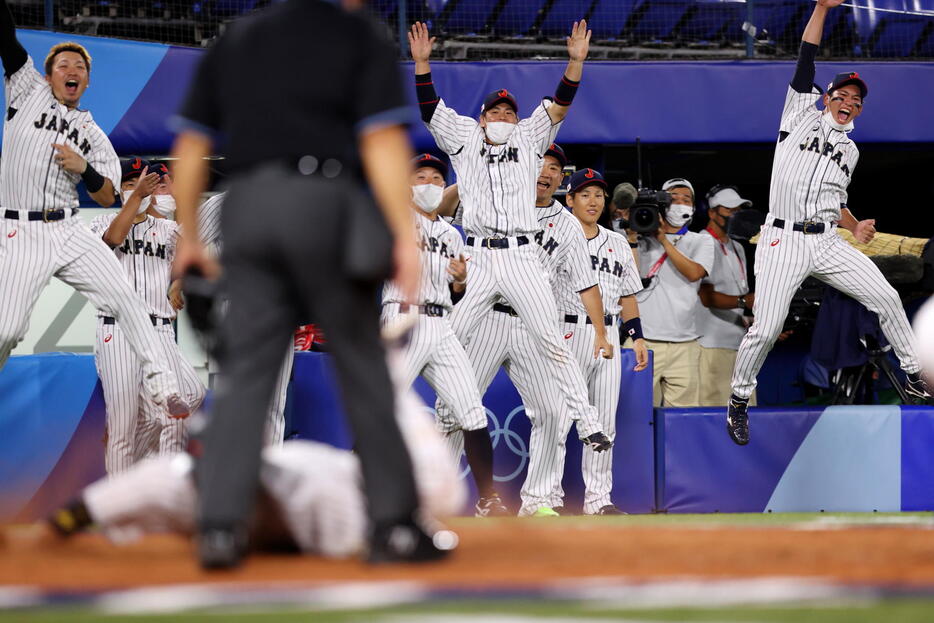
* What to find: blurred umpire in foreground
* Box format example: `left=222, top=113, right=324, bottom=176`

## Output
left=169, top=0, right=440, bottom=568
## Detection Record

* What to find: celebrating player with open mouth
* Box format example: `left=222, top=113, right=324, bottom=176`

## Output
left=727, top=0, right=931, bottom=446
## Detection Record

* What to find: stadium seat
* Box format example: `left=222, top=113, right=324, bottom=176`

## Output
left=493, top=0, right=549, bottom=37
left=851, top=0, right=933, bottom=56
left=680, top=0, right=746, bottom=43
left=540, top=0, right=592, bottom=37
left=440, top=0, right=500, bottom=35
left=629, top=0, right=692, bottom=42
left=588, top=0, right=639, bottom=40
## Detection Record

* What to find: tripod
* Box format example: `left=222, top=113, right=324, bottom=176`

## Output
left=830, top=335, right=911, bottom=405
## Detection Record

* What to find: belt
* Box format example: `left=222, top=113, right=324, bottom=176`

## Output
left=771, top=218, right=828, bottom=234
left=395, top=303, right=446, bottom=317
left=3, top=208, right=78, bottom=222
left=466, top=235, right=529, bottom=249
left=564, top=313, right=614, bottom=326
left=102, top=315, right=173, bottom=326
left=492, top=303, right=519, bottom=317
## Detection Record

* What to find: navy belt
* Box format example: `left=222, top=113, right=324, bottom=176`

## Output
left=396, top=303, right=445, bottom=317
left=564, top=313, right=614, bottom=326
left=493, top=303, right=519, bottom=317
left=4, top=208, right=78, bottom=222
left=771, top=218, right=827, bottom=234
left=466, top=235, right=529, bottom=249
left=102, top=315, right=172, bottom=326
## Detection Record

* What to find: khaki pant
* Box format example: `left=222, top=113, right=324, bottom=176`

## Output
left=643, top=339, right=701, bottom=407
left=698, top=345, right=757, bottom=407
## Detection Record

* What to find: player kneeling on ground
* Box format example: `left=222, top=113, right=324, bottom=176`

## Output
left=382, top=154, right=508, bottom=517
left=561, top=169, right=647, bottom=515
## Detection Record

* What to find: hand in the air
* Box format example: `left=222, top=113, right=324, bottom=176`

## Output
left=408, top=22, right=435, bottom=63
left=132, top=167, right=160, bottom=199
left=567, top=20, right=592, bottom=62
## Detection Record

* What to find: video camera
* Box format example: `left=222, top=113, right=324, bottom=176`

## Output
left=629, top=189, right=672, bottom=235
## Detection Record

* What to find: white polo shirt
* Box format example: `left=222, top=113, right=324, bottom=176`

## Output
left=696, top=228, right=750, bottom=350
left=636, top=231, right=715, bottom=342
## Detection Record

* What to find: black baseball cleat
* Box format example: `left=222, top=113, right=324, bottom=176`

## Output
left=47, top=500, right=93, bottom=537
left=727, top=394, right=750, bottom=446
left=594, top=504, right=627, bottom=516
left=475, top=493, right=510, bottom=517
left=198, top=525, right=248, bottom=570
left=582, top=431, right=613, bottom=453
left=367, top=516, right=457, bottom=564
left=905, top=373, right=934, bottom=405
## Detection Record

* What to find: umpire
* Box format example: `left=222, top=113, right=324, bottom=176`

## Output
left=170, top=0, right=435, bottom=568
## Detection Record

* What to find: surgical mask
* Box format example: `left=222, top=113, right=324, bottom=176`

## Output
left=152, top=194, right=177, bottom=218
left=484, top=121, right=516, bottom=145
left=412, top=184, right=443, bottom=213
left=664, top=203, right=693, bottom=228
left=123, top=189, right=150, bottom=215
left=612, top=217, right=630, bottom=233
left=822, top=109, right=854, bottom=132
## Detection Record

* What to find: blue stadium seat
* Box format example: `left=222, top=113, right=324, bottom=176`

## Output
left=442, top=0, right=500, bottom=35
left=681, top=0, right=746, bottom=42
left=588, top=0, right=639, bottom=39
left=871, top=16, right=930, bottom=56
left=540, top=0, right=592, bottom=37
left=750, top=0, right=808, bottom=43
left=630, top=0, right=692, bottom=41
left=851, top=0, right=934, bottom=56
left=210, top=0, right=257, bottom=18
left=493, top=0, right=549, bottom=37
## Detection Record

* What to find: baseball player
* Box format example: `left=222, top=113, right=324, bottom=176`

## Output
left=88, top=161, right=207, bottom=474
left=696, top=184, right=756, bottom=407
left=435, top=144, right=614, bottom=518
left=728, top=0, right=931, bottom=445
left=560, top=168, right=647, bottom=515
left=383, top=153, right=507, bottom=517
left=0, top=0, right=187, bottom=417
left=409, top=21, right=614, bottom=446
left=197, top=191, right=290, bottom=446
left=634, top=178, right=715, bottom=407
left=47, top=347, right=464, bottom=561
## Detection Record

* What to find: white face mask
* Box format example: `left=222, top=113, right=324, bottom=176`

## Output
left=412, top=183, right=443, bottom=213
left=123, top=189, right=150, bottom=215
left=665, top=203, right=693, bottom=228
left=152, top=194, right=177, bottom=218
left=484, top=121, right=516, bottom=145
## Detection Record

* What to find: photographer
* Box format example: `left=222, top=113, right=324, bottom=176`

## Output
left=632, top=178, right=715, bottom=407
left=696, top=185, right=756, bottom=407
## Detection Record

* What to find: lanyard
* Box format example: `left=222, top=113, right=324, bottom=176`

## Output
left=705, top=227, right=746, bottom=289
left=646, top=251, right=668, bottom=279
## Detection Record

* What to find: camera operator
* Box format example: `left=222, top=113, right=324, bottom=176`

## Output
left=696, top=185, right=756, bottom=407
left=632, top=178, right=715, bottom=407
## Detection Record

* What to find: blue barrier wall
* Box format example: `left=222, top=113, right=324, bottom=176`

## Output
left=5, top=30, right=934, bottom=154
left=655, top=405, right=934, bottom=513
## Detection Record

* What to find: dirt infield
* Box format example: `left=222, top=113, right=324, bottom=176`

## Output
left=3, top=517, right=934, bottom=591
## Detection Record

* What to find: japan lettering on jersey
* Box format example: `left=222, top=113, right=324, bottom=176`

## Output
left=89, top=214, right=179, bottom=318
left=383, top=213, right=465, bottom=309
left=425, top=98, right=561, bottom=238
left=769, top=86, right=859, bottom=223
left=557, top=226, right=642, bottom=316
left=2, top=56, right=120, bottom=211
left=533, top=200, right=595, bottom=292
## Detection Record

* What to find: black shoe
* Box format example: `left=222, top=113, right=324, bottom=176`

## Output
left=727, top=394, right=750, bottom=446
left=198, top=525, right=248, bottom=570
left=475, top=493, right=510, bottom=517
left=368, top=516, right=457, bottom=564
left=582, top=432, right=613, bottom=453
left=905, top=373, right=934, bottom=405
left=594, top=504, right=627, bottom=516
left=552, top=505, right=566, bottom=516
left=47, top=500, right=93, bottom=537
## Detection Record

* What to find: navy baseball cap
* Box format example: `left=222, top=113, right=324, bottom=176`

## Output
left=827, top=71, right=868, bottom=99
left=544, top=143, right=567, bottom=167
left=412, top=153, right=448, bottom=177
left=121, top=158, right=169, bottom=182
left=481, top=89, right=518, bottom=115
left=567, top=168, right=607, bottom=194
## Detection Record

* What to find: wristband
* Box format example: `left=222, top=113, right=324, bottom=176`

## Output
left=622, top=317, right=643, bottom=341
left=553, top=75, right=579, bottom=106
left=80, top=162, right=106, bottom=193
left=738, top=295, right=747, bottom=310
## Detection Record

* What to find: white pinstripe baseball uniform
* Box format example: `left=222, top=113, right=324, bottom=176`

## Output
left=0, top=54, right=184, bottom=411
left=731, top=86, right=921, bottom=399
left=197, top=191, right=289, bottom=445
left=425, top=99, right=606, bottom=435
left=555, top=225, right=642, bottom=514
left=382, top=211, right=487, bottom=432
left=436, top=201, right=600, bottom=514
left=88, top=213, right=206, bottom=474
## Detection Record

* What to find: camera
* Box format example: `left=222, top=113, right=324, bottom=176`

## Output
left=629, top=188, right=672, bottom=235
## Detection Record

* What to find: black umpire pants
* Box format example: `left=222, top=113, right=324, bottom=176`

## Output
left=198, top=163, right=419, bottom=533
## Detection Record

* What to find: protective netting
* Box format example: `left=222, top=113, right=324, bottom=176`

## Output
left=8, top=0, right=934, bottom=59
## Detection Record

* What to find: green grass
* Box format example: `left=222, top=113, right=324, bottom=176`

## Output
left=4, top=599, right=934, bottom=623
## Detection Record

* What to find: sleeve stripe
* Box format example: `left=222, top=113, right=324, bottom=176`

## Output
left=415, top=81, right=433, bottom=86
